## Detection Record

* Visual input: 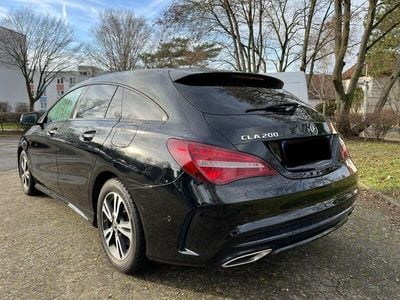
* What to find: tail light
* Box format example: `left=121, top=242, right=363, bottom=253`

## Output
left=338, top=137, right=357, bottom=173
left=338, top=137, right=350, bottom=161
left=167, top=139, right=276, bottom=185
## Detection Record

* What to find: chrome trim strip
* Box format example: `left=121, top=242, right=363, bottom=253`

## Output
left=68, top=203, right=89, bottom=220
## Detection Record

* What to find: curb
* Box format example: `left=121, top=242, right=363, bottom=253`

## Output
left=359, top=182, right=400, bottom=209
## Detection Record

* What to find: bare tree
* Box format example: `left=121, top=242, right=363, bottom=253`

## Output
left=265, top=0, right=304, bottom=72
left=89, top=9, right=151, bottom=71
left=162, top=0, right=270, bottom=72
left=300, top=0, right=318, bottom=73
left=332, top=0, right=400, bottom=136
left=163, top=0, right=335, bottom=74
left=0, top=9, right=80, bottom=111
left=299, top=0, right=336, bottom=86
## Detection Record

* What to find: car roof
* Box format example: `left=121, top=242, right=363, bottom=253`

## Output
left=73, top=69, right=196, bottom=89
left=73, top=68, right=284, bottom=91
left=71, top=69, right=285, bottom=110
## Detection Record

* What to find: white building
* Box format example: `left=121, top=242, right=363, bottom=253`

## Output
left=0, top=27, right=30, bottom=111
left=342, top=64, right=400, bottom=114
left=1, top=26, right=104, bottom=112
left=35, top=66, right=104, bottom=111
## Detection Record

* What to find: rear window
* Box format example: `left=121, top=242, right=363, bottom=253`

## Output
left=174, top=72, right=305, bottom=115
left=175, top=84, right=302, bottom=115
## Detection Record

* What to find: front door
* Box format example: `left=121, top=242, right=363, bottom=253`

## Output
left=56, top=84, right=119, bottom=211
left=28, top=87, right=84, bottom=194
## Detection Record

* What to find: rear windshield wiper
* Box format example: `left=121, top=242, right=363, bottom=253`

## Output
left=245, top=103, right=299, bottom=114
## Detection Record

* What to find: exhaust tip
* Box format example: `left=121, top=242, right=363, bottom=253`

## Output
left=222, top=249, right=272, bottom=268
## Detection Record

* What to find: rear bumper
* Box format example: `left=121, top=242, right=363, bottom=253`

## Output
left=140, top=167, right=358, bottom=267
left=219, top=198, right=355, bottom=267
left=177, top=186, right=357, bottom=267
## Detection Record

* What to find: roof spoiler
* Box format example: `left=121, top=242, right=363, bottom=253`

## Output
left=173, top=72, right=284, bottom=89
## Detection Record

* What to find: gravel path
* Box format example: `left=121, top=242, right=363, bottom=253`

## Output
left=0, top=171, right=399, bottom=299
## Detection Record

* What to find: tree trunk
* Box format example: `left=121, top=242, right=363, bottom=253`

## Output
left=336, top=94, right=353, bottom=135
left=300, top=0, right=317, bottom=73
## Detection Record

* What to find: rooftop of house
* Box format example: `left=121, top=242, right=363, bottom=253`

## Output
left=342, top=61, right=396, bottom=80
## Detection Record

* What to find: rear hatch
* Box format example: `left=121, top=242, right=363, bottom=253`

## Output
left=173, top=72, right=340, bottom=179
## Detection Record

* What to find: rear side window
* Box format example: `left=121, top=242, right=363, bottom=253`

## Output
left=121, top=88, right=166, bottom=121
left=75, top=85, right=117, bottom=119
left=47, top=87, right=83, bottom=123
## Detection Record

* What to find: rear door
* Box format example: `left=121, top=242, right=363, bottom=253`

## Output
left=102, top=87, right=168, bottom=186
left=56, top=84, right=118, bottom=211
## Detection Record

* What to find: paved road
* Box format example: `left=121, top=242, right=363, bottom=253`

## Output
left=0, top=171, right=399, bottom=299
left=0, top=136, right=19, bottom=171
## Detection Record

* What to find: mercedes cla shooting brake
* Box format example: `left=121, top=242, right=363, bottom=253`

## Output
left=18, top=70, right=358, bottom=273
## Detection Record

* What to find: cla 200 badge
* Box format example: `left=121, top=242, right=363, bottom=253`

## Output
left=241, top=132, right=279, bottom=141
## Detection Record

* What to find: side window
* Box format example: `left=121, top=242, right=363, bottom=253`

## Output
left=105, top=87, right=123, bottom=119
left=122, top=89, right=166, bottom=121
left=47, top=88, right=83, bottom=123
left=75, top=85, right=117, bottom=119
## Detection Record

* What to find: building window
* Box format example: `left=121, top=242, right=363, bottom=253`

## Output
left=40, top=97, right=47, bottom=110
left=80, top=71, right=88, bottom=76
left=57, top=78, right=64, bottom=84
left=70, top=77, right=76, bottom=85
left=57, top=90, right=64, bottom=96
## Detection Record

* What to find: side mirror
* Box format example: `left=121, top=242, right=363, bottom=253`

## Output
left=20, top=112, right=39, bottom=126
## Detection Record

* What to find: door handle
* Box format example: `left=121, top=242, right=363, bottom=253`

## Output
left=80, top=129, right=96, bottom=142
left=47, top=127, right=58, bottom=136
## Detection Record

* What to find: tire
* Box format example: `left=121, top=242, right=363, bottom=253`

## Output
left=97, top=178, right=147, bottom=273
left=19, top=150, right=37, bottom=195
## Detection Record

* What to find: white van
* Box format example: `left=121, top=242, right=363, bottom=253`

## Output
left=268, top=72, right=309, bottom=104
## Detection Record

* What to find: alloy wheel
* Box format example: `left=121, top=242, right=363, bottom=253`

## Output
left=101, top=192, right=133, bottom=260
left=20, top=154, right=30, bottom=190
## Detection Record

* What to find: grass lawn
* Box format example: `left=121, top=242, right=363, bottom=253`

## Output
left=0, top=123, right=21, bottom=132
left=346, top=139, right=400, bottom=199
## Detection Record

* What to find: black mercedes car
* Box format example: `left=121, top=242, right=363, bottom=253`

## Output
left=18, top=69, right=358, bottom=273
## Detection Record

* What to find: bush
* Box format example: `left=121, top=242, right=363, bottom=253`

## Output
left=315, top=101, right=337, bottom=117
left=0, top=102, right=11, bottom=112
left=349, top=110, right=400, bottom=139
left=368, top=110, right=400, bottom=139
left=349, top=112, right=363, bottom=128
left=0, top=112, right=22, bottom=133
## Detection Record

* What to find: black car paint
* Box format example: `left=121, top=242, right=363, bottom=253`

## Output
left=18, top=69, right=357, bottom=267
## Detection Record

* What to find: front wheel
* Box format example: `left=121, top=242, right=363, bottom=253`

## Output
left=19, top=150, right=37, bottom=195
left=97, top=178, right=147, bottom=273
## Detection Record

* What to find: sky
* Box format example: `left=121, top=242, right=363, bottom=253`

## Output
left=0, top=0, right=171, bottom=41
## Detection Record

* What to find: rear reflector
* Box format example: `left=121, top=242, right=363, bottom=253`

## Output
left=167, top=139, right=276, bottom=185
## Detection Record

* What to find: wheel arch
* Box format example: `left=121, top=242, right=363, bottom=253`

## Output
left=17, top=146, right=23, bottom=170
left=90, top=170, right=119, bottom=227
